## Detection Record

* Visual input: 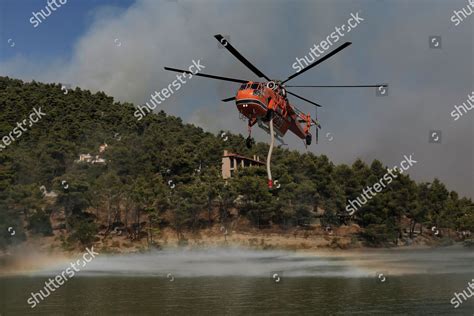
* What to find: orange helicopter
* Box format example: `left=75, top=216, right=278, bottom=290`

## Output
left=165, top=34, right=386, bottom=188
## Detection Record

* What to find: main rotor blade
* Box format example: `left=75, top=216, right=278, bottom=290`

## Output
left=164, top=67, right=247, bottom=84
left=222, top=96, right=236, bottom=102
left=286, top=84, right=388, bottom=88
left=287, top=90, right=322, bottom=107
left=214, top=34, right=271, bottom=81
left=282, top=42, right=352, bottom=84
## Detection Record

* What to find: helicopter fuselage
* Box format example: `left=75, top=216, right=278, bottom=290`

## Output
left=235, top=81, right=309, bottom=140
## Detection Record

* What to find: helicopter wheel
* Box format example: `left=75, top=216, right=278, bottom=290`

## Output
left=305, top=133, right=312, bottom=146
left=246, top=136, right=254, bottom=148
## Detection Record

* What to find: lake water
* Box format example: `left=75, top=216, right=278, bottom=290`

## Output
left=1, top=248, right=473, bottom=315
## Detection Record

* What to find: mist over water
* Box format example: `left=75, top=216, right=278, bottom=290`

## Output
left=32, top=247, right=474, bottom=278
left=4, top=248, right=473, bottom=315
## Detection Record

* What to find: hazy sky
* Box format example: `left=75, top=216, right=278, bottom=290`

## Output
left=0, top=0, right=472, bottom=198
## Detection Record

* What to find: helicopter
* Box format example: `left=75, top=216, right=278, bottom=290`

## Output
left=165, top=34, right=386, bottom=188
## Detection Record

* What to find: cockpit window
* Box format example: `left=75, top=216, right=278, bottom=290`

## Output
left=239, top=84, right=247, bottom=90
left=251, top=84, right=259, bottom=89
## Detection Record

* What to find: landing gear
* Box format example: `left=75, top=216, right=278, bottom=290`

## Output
left=305, top=133, right=312, bottom=146
left=246, top=118, right=256, bottom=148
left=246, top=136, right=254, bottom=148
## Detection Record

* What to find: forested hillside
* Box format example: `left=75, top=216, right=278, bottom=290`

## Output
left=0, top=76, right=472, bottom=250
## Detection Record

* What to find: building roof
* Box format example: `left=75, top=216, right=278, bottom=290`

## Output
left=223, top=151, right=265, bottom=165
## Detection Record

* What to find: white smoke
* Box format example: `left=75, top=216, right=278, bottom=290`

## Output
left=0, top=0, right=472, bottom=197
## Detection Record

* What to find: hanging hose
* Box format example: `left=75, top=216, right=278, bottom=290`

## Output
left=266, top=111, right=275, bottom=189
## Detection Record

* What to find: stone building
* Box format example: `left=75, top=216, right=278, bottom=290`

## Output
left=222, top=150, right=265, bottom=179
